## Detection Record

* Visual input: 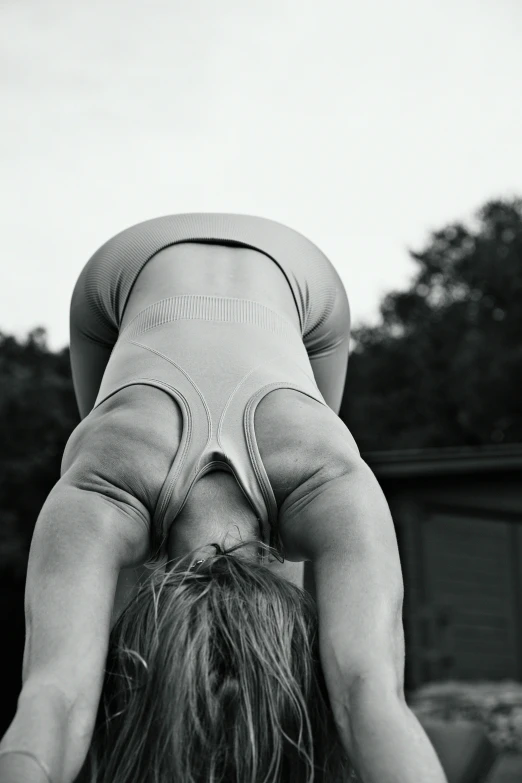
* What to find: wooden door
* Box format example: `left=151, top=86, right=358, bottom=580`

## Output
left=421, top=512, right=521, bottom=680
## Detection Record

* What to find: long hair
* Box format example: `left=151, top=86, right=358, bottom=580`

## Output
left=81, top=540, right=354, bottom=782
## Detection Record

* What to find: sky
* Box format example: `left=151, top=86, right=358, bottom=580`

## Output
left=2, top=0, right=521, bottom=352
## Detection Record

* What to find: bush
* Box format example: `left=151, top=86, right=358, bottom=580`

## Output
left=407, top=680, right=522, bottom=754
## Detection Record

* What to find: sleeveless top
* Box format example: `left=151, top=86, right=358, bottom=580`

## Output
left=73, top=214, right=348, bottom=561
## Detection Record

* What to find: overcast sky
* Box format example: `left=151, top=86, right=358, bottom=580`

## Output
left=2, top=0, right=521, bottom=351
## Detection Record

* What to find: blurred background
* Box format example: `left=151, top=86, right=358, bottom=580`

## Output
left=2, top=0, right=522, bottom=779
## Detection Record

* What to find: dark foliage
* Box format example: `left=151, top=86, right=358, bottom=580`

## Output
left=0, top=328, right=79, bottom=584
left=1, top=197, right=522, bottom=580
left=341, top=197, right=522, bottom=451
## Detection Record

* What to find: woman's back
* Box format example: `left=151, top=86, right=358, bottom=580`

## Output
left=118, top=241, right=302, bottom=335
left=68, top=224, right=352, bottom=576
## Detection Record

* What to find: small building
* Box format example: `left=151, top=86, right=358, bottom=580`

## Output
left=365, top=443, right=522, bottom=691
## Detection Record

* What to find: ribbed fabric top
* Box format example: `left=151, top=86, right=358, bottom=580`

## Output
left=71, top=212, right=349, bottom=562
left=80, top=213, right=342, bottom=356
left=120, top=295, right=299, bottom=343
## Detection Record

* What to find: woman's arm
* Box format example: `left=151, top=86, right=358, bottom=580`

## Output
left=0, top=477, right=149, bottom=783
left=279, top=453, right=447, bottom=783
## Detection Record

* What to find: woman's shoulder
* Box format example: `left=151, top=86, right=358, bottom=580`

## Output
left=254, top=388, right=359, bottom=510
left=61, top=384, right=182, bottom=516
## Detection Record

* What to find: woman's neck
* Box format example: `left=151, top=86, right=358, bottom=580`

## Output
left=166, top=470, right=261, bottom=564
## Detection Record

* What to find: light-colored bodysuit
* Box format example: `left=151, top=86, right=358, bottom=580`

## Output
left=69, top=213, right=351, bottom=565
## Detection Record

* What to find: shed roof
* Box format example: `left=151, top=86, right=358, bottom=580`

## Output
left=363, top=443, right=522, bottom=478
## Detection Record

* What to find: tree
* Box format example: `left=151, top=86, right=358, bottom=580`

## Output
left=0, top=328, right=79, bottom=583
left=1, top=195, right=522, bottom=574
left=341, top=197, right=522, bottom=451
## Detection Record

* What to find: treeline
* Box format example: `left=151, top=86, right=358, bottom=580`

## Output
left=0, top=330, right=79, bottom=583
left=341, top=197, right=522, bottom=450
left=1, top=196, right=522, bottom=582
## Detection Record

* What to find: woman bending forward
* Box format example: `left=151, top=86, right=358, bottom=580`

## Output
left=0, top=214, right=447, bottom=783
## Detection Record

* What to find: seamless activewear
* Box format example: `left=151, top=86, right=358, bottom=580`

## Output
left=69, top=213, right=350, bottom=561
